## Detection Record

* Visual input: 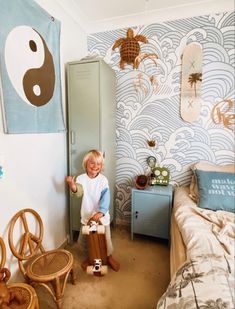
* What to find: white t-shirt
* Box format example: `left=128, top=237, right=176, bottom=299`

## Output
left=75, top=173, right=110, bottom=225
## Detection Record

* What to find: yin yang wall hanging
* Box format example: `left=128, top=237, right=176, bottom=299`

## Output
left=0, top=0, right=65, bottom=133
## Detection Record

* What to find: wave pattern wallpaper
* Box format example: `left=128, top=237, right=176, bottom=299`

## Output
left=88, top=11, right=235, bottom=224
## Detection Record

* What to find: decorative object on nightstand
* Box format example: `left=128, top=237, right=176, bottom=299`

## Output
left=147, top=156, right=156, bottom=168
left=153, top=166, right=170, bottom=186
left=135, top=175, right=148, bottom=190
left=146, top=156, right=157, bottom=186
left=131, top=185, right=173, bottom=241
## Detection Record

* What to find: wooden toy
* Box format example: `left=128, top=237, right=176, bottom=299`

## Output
left=82, top=221, right=108, bottom=276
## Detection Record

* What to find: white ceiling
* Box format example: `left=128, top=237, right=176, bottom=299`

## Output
left=72, top=0, right=203, bottom=21
left=57, top=0, right=234, bottom=33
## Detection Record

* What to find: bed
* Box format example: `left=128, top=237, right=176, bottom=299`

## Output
left=157, top=162, right=235, bottom=309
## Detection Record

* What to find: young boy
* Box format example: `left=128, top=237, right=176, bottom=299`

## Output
left=65, top=149, right=120, bottom=272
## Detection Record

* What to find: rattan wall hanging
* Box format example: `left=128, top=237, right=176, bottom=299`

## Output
left=112, top=28, right=148, bottom=69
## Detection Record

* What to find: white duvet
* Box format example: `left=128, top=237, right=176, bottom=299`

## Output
left=157, top=187, right=235, bottom=309
left=173, top=187, right=235, bottom=258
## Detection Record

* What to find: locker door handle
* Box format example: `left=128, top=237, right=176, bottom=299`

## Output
left=135, top=211, right=139, bottom=219
left=71, top=131, right=75, bottom=144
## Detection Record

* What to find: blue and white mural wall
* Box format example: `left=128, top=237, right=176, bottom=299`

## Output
left=88, top=11, right=235, bottom=224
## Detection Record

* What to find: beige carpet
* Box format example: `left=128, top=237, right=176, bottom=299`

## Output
left=36, top=225, right=170, bottom=309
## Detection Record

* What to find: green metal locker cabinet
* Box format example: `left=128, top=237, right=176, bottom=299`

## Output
left=67, top=59, right=116, bottom=243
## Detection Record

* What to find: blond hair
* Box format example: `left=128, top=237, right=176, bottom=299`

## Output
left=82, top=149, right=104, bottom=171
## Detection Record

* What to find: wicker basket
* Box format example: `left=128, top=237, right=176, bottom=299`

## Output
left=120, top=39, right=140, bottom=64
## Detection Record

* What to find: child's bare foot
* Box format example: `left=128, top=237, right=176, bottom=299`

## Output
left=107, top=255, right=120, bottom=272
left=81, top=259, right=90, bottom=271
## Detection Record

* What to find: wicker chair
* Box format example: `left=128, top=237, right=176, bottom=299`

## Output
left=0, top=237, right=39, bottom=309
left=8, top=209, right=76, bottom=309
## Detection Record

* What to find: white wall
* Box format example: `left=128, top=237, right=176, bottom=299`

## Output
left=0, top=0, right=87, bottom=279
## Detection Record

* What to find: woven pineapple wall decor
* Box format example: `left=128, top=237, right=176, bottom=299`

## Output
left=112, top=28, right=148, bottom=69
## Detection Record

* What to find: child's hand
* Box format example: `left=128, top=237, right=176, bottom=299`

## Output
left=90, top=212, right=104, bottom=223
left=65, top=176, right=77, bottom=192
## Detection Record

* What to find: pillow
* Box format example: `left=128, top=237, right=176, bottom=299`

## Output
left=195, top=169, right=235, bottom=213
left=189, top=162, right=235, bottom=202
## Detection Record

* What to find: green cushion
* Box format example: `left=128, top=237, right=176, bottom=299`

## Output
left=195, top=170, right=235, bottom=213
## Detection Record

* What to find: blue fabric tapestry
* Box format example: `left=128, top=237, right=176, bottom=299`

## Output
left=0, top=0, right=65, bottom=133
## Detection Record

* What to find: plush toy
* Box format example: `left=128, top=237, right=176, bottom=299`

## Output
left=0, top=268, right=24, bottom=309
left=112, top=28, right=148, bottom=69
